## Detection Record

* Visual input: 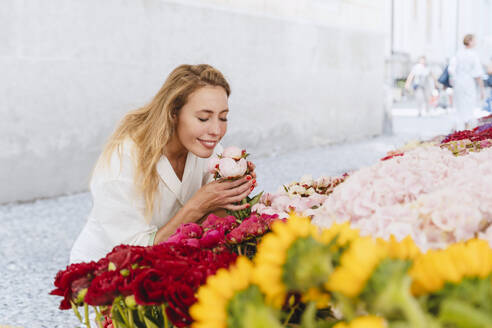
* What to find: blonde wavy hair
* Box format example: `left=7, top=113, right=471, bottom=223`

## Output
left=97, top=64, right=230, bottom=222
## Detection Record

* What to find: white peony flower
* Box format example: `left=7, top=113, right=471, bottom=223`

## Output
left=207, top=154, right=220, bottom=174
left=288, top=184, right=306, bottom=196
left=315, top=176, right=331, bottom=188
left=221, top=146, right=244, bottom=160
left=299, top=174, right=314, bottom=186
left=218, top=157, right=247, bottom=178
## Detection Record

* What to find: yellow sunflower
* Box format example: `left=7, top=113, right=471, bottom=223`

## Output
left=333, top=315, right=387, bottom=328
left=378, top=235, right=422, bottom=260
left=190, top=257, right=254, bottom=328
left=319, top=221, right=360, bottom=247
left=326, top=235, right=420, bottom=298
left=253, top=213, right=355, bottom=308
left=325, top=236, right=385, bottom=298
left=410, top=238, right=492, bottom=296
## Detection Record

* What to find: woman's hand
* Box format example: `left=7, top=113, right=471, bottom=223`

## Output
left=155, top=174, right=256, bottom=244
left=189, top=175, right=255, bottom=219
left=247, top=161, right=257, bottom=187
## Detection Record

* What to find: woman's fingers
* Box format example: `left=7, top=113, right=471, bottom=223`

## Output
left=222, top=180, right=253, bottom=198
left=220, top=175, right=250, bottom=189
left=223, top=202, right=250, bottom=211
left=226, top=185, right=253, bottom=203
left=247, top=161, right=257, bottom=179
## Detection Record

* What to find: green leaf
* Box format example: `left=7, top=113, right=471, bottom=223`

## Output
left=439, top=298, right=492, bottom=328
left=300, top=302, right=317, bottom=328
left=144, top=316, right=160, bottom=328
left=249, top=191, right=264, bottom=206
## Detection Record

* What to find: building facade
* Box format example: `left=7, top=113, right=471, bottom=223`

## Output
left=1, top=0, right=386, bottom=203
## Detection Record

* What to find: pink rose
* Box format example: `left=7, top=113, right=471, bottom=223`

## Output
left=222, top=146, right=244, bottom=160
left=218, top=158, right=247, bottom=178
left=199, top=230, right=224, bottom=248
left=201, top=214, right=238, bottom=232
left=166, top=223, right=203, bottom=244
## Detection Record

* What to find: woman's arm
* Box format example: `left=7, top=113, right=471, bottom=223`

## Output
left=153, top=175, right=254, bottom=244
left=153, top=201, right=204, bottom=244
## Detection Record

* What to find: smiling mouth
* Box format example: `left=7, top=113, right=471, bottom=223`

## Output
left=198, top=139, right=217, bottom=148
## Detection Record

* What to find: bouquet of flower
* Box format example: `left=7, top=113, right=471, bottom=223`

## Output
left=442, top=123, right=492, bottom=143
left=190, top=215, right=492, bottom=328
left=208, top=146, right=263, bottom=220
left=164, top=213, right=284, bottom=259
left=252, top=174, right=348, bottom=219
left=50, top=244, right=237, bottom=328
left=312, top=145, right=492, bottom=250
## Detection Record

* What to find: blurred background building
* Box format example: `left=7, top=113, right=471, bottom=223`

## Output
left=1, top=0, right=491, bottom=204
left=385, top=0, right=492, bottom=101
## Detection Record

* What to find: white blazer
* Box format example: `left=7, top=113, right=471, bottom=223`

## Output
left=69, top=139, right=221, bottom=263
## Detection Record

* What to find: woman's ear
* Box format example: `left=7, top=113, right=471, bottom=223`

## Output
left=171, top=108, right=178, bottom=120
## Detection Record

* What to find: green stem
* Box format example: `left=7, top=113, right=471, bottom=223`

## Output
left=237, top=245, right=242, bottom=256
left=115, top=302, right=131, bottom=328
left=439, top=298, right=492, bottom=328
left=84, top=303, right=92, bottom=328
left=94, top=307, right=102, bottom=328
left=137, top=305, right=145, bottom=324
left=127, top=308, right=134, bottom=328
left=283, top=304, right=298, bottom=325
left=70, top=301, right=83, bottom=323
left=375, top=275, right=427, bottom=328
left=161, top=304, right=169, bottom=328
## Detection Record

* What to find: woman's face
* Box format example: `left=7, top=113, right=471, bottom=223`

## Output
left=176, top=85, right=229, bottom=158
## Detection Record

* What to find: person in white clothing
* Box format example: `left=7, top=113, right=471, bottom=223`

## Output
left=70, top=64, right=256, bottom=263
left=405, top=56, right=434, bottom=116
left=449, top=34, right=485, bottom=130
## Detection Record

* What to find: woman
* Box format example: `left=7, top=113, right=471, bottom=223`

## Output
left=405, top=56, right=434, bottom=116
left=449, top=34, right=485, bottom=130
left=70, top=64, right=255, bottom=263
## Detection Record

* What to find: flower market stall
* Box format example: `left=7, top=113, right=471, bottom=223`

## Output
left=51, top=121, right=492, bottom=328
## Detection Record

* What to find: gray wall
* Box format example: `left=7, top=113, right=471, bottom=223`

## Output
left=0, top=0, right=385, bottom=203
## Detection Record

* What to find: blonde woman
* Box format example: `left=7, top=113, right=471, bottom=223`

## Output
left=70, top=64, right=256, bottom=263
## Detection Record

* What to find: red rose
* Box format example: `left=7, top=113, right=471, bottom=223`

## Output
left=164, top=284, right=197, bottom=327
left=106, top=245, right=148, bottom=270
left=84, top=270, right=124, bottom=306
left=126, top=268, right=169, bottom=305
left=50, top=262, right=97, bottom=310
left=94, top=257, right=109, bottom=276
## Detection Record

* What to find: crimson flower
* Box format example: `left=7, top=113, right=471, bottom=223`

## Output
left=84, top=270, right=124, bottom=306
left=164, top=284, right=197, bottom=327
left=50, top=262, right=97, bottom=309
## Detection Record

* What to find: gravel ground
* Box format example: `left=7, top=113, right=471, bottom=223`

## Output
left=0, top=110, right=472, bottom=327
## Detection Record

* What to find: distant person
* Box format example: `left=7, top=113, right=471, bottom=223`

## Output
left=405, top=56, right=434, bottom=116
left=484, top=57, right=492, bottom=112
left=449, top=34, right=485, bottom=130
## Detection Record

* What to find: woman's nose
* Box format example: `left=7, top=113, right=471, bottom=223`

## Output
left=209, top=120, right=221, bottom=135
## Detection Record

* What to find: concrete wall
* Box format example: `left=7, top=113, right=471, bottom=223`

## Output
left=0, top=0, right=386, bottom=203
